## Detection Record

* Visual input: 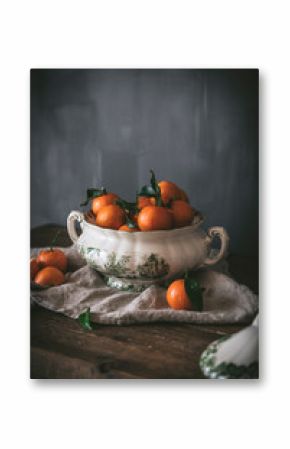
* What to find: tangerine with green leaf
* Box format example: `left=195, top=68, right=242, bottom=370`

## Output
left=166, top=279, right=193, bottom=310
left=92, top=192, right=119, bottom=216
left=137, top=170, right=163, bottom=207
left=36, top=231, right=68, bottom=273
left=166, top=275, right=204, bottom=311
left=37, top=249, right=68, bottom=273
left=116, top=198, right=140, bottom=230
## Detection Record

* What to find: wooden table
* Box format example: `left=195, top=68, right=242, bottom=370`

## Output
left=31, top=225, right=258, bottom=379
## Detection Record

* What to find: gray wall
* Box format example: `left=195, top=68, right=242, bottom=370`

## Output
left=31, top=69, right=258, bottom=256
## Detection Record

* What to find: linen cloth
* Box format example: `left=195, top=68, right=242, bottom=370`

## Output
left=30, top=245, right=258, bottom=325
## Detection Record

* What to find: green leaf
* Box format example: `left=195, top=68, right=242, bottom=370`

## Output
left=126, top=218, right=137, bottom=228
left=49, top=229, right=62, bottom=251
left=150, top=169, right=162, bottom=206
left=137, top=169, right=162, bottom=206
left=80, top=187, right=107, bottom=206
left=162, top=194, right=180, bottom=208
left=116, top=198, right=138, bottom=215
left=116, top=198, right=139, bottom=228
left=137, top=184, right=156, bottom=197
left=184, top=275, right=204, bottom=312
left=78, top=308, right=93, bottom=331
left=150, top=169, right=158, bottom=191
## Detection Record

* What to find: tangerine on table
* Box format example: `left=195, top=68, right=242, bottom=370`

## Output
left=92, top=192, right=119, bottom=216
left=119, top=224, right=140, bottom=232
left=170, top=200, right=195, bottom=228
left=166, top=279, right=192, bottom=310
left=30, top=258, right=40, bottom=280
left=96, top=204, right=125, bottom=230
left=137, top=205, right=173, bottom=231
left=34, top=266, right=65, bottom=287
left=37, top=248, right=68, bottom=273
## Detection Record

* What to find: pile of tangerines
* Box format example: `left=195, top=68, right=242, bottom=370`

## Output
left=30, top=232, right=68, bottom=287
left=81, top=170, right=199, bottom=232
left=80, top=170, right=204, bottom=311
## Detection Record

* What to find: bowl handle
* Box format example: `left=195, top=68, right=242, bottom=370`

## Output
left=67, top=210, right=84, bottom=244
left=202, top=226, right=229, bottom=266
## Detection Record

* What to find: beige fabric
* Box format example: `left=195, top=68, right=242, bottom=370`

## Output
left=31, top=245, right=258, bottom=325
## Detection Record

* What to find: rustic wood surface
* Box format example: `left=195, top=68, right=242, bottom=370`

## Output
left=30, top=225, right=258, bottom=379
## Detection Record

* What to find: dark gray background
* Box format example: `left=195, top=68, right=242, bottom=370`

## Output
left=31, top=69, right=258, bottom=257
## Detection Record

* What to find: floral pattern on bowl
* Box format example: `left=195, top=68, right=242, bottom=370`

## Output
left=67, top=210, right=229, bottom=291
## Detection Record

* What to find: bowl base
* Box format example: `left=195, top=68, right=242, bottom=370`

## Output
left=104, top=275, right=159, bottom=292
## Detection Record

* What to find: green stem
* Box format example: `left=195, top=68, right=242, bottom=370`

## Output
left=156, top=187, right=162, bottom=207
left=150, top=169, right=163, bottom=206
left=50, top=230, right=61, bottom=251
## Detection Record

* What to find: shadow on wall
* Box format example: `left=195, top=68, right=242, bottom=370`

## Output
left=31, top=69, right=258, bottom=257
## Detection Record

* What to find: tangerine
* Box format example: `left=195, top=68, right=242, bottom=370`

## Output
left=158, top=180, right=182, bottom=205
left=138, top=206, right=173, bottom=231
left=166, top=279, right=192, bottom=310
left=34, top=266, right=65, bottom=287
left=92, top=193, right=119, bottom=216
left=119, top=224, right=140, bottom=232
left=170, top=200, right=195, bottom=228
left=37, top=248, right=68, bottom=273
left=96, top=204, right=125, bottom=230
left=30, top=258, right=40, bottom=281
left=137, top=196, right=156, bottom=209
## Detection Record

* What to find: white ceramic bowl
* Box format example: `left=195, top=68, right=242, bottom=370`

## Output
left=67, top=210, right=229, bottom=291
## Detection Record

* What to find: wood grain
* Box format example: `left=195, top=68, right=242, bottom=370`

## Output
left=31, top=306, right=244, bottom=379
